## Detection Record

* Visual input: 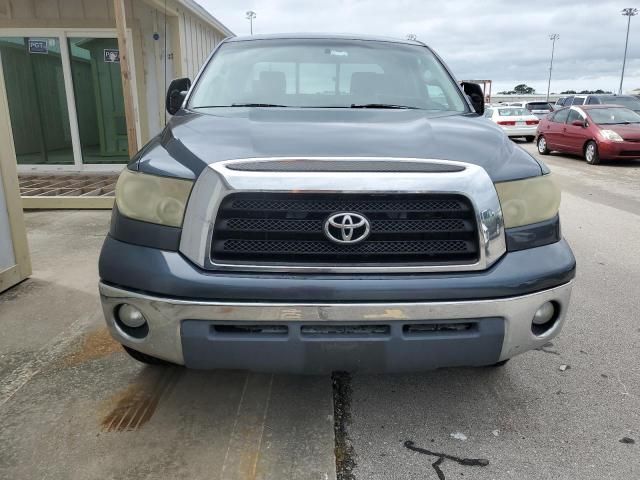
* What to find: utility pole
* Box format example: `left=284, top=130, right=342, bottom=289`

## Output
left=546, top=34, right=559, bottom=102
left=619, top=8, right=638, bottom=94
left=246, top=10, right=256, bottom=35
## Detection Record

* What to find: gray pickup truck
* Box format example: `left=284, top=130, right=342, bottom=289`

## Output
left=99, top=34, right=575, bottom=373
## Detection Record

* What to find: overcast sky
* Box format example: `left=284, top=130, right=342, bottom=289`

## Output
left=199, top=0, right=640, bottom=94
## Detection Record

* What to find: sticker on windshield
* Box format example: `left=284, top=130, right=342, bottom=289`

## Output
left=326, top=49, right=348, bottom=56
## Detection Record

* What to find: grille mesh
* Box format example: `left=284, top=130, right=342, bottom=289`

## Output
left=221, top=239, right=472, bottom=255
left=212, top=193, right=479, bottom=265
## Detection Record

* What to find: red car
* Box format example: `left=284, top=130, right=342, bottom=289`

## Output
left=536, top=105, right=640, bottom=164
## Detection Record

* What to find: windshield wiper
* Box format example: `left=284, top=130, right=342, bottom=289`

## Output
left=350, top=103, right=418, bottom=109
left=192, top=103, right=289, bottom=108
left=231, top=103, right=289, bottom=107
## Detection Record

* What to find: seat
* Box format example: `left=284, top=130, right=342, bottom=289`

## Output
left=255, top=71, right=286, bottom=102
left=350, top=72, right=382, bottom=103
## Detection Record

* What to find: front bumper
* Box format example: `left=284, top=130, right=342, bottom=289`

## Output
left=100, top=281, right=573, bottom=373
left=597, top=140, right=640, bottom=160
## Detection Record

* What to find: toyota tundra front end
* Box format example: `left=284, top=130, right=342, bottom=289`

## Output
left=98, top=34, right=575, bottom=372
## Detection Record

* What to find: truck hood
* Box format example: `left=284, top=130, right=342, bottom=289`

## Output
left=136, top=108, right=544, bottom=182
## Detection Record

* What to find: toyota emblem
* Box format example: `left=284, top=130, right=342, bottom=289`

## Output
left=324, top=212, right=370, bottom=244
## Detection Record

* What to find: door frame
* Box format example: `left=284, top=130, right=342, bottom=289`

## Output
left=0, top=27, right=140, bottom=172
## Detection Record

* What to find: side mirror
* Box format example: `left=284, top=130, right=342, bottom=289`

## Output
left=571, top=119, right=585, bottom=127
left=166, top=77, right=192, bottom=115
left=461, top=82, right=485, bottom=115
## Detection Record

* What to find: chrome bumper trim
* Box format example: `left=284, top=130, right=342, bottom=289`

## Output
left=100, top=281, right=573, bottom=366
left=179, top=157, right=506, bottom=273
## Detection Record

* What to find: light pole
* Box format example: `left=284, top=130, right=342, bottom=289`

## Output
left=546, top=34, right=559, bottom=102
left=246, top=10, right=256, bottom=35
left=619, top=8, right=638, bottom=94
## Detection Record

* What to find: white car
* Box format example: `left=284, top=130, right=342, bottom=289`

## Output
left=505, top=101, right=553, bottom=118
left=484, top=106, right=539, bottom=141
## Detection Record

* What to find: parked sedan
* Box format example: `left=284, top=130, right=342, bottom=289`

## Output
left=484, top=106, right=539, bottom=141
left=536, top=105, right=640, bottom=164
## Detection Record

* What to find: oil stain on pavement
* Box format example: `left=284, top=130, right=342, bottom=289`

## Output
left=101, top=366, right=181, bottom=432
left=63, top=327, right=121, bottom=367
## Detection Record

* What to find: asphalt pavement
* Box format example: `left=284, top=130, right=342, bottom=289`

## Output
left=0, top=145, right=638, bottom=479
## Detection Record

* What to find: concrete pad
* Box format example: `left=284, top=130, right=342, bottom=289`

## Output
left=0, top=210, right=336, bottom=480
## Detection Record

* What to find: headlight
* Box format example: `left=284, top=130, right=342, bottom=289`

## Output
left=494, top=174, right=560, bottom=228
left=600, top=129, right=623, bottom=142
left=115, top=169, right=193, bottom=227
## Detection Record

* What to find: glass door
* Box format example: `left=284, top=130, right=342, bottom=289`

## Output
left=68, top=37, right=129, bottom=164
left=0, top=37, right=74, bottom=165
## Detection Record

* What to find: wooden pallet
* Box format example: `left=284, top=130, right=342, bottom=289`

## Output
left=19, top=174, right=117, bottom=209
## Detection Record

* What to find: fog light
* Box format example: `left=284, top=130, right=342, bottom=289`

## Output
left=117, top=304, right=146, bottom=328
left=532, top=302, right=555, bottom=325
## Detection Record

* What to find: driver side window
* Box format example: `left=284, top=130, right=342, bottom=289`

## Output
left=552, top=109, right=570, bottom=123
left=566, top=109, right=582, bottom=124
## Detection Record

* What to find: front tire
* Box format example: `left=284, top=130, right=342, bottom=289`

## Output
left=585, top=141, right=601, bottom=165
left=122, top=345, right=171, bottom=365
left=487, top=359, right=510, bottom=367
left=537, top=135, right=550, bottom=154
left=525, top=136, right=535, bottom=143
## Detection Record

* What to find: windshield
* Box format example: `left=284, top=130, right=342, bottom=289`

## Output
left=188, top=39, right=468, bottom=111
left=498, top=107, right=528, bottom=116
left=588, top=107, right=640, bottom=124
left=601, top=96, right=640, bottom=110
left=527, top=102, right=551, bottom=110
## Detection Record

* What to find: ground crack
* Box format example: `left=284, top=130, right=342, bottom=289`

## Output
left=404, top=440, right=489, bottom=479
left=332, top=372, right=356, bottom=480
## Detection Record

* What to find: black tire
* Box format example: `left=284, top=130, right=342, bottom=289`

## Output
left=122, top=345, right=170, bottom=365
left=525, top=136, right=535, bottom=143
left=584, top=140, right=601, bottom=165
left=537, top=135, right=550, bottom=155
left=487, top=359, right=510, bottom=367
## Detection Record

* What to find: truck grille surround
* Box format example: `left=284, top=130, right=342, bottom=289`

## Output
left=211, top=193, right=479, bottom=265
left=178, top=157, right=507, bottom=273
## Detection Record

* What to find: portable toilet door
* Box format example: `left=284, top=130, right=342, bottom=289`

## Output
left=0, top=65, right=31, bottom=293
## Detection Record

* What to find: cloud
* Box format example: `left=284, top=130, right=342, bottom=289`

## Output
left=199, top=0, right=640, bottom=93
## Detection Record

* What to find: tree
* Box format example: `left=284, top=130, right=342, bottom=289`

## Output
left=513, top=84, right=535, bottom=94
left=561, top=90, right=576, bottom=94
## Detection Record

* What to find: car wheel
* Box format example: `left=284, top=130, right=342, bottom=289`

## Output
left=122, top=345, right=172, bottom=365
left=525, top=136, right=535, bottom=143
left=584, top=141, right=601, bottom=165
left=537, top=135, right=550, bottom=154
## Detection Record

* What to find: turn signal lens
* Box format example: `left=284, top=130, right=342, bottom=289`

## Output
left=494, top=174, right=560, bottom=228
left=116, top=169, right=193, bottom=227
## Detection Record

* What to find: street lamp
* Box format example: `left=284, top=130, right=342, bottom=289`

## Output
left=546, top=34, right=559, bottom=102
left=246, top=10, right=257, bottom=35
left=619, top=7, right=638, bottom=94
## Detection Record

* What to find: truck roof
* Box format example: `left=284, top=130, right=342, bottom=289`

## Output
left=226, top=32, right=423, bottom=46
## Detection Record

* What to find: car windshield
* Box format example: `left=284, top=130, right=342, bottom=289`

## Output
left=588, top=107, right=640, bottom=124
left=601, top=96, right=640, bottom=110
left=188, top=39, right=468, bottom=111
left=527, top=102, right=551, bottom=110
left=498, top=107, right=528, bottom=116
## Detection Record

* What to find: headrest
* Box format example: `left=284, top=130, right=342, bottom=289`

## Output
left=258, top=71, right=286, bottom=95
